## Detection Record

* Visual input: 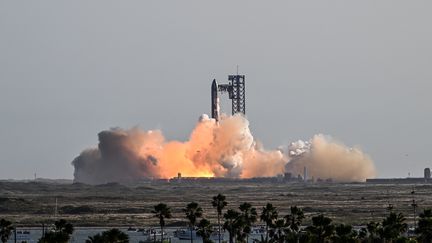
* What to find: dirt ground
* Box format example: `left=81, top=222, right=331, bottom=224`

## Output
left=1, top=180, right=431, bottom=227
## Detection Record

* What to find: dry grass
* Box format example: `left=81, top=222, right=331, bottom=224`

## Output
left=1, top=181, right=431, bottom=227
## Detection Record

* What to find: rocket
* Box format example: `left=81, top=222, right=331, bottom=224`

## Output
left=211, top=79, right=220, bottom=122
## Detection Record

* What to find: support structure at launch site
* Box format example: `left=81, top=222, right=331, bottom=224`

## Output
left=211, top=74, right=246, bottom=121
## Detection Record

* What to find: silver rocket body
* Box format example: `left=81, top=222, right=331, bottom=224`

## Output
left=211, top=79, right=220, bottom=122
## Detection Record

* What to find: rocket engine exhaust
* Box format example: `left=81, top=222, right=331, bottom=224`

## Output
left=71, top=77, right=376, bottom=184
left=72, top=115, right=376, bottom=184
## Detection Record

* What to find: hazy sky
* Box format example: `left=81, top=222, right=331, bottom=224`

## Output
left=0, top=1, right=431, bottom=179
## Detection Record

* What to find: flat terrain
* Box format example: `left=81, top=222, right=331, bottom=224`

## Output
left=1, top=180, right=431, bottom=227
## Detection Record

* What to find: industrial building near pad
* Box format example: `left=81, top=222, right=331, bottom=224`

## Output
left=366, top=168, right=432, bottom=184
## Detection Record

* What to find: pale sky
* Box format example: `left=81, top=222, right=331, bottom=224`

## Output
left=0, top=1, right=431, bottom=179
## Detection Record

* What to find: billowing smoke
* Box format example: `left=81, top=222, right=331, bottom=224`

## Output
left=72, top=115, right=376, bottom=184
left=284, top=135, right=376, bottom=182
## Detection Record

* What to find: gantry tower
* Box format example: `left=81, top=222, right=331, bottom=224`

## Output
left=211, top=74, right=246, bottom=121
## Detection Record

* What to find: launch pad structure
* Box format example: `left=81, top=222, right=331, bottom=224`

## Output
left=211, top=74, right=246, bottom=121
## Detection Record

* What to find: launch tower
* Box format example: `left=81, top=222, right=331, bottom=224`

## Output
left=211, top=74, right=246, bottom=121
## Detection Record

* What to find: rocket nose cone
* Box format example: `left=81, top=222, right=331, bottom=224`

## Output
left=212, top=79, right=218, bottom=86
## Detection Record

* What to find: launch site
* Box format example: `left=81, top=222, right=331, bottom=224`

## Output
left=1, top=71, right=431, bottom=242
left=1, top=1, right=432, bottom=243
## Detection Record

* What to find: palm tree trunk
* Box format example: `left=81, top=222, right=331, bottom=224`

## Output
left=190, top=227, right=193, bottom=243
left=161, top=225, right=164, bottom=243
left=265, top=224, right=269, bottom=242
left=218, top=213, right=221, bottom=243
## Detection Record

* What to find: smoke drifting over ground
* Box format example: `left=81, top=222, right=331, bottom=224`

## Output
left=284, top=135, right=376, bottom=182
left=72, top=115, right=376, bottom=184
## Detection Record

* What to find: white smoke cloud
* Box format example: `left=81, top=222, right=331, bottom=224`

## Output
left=284, top=135, right=376, bottom=182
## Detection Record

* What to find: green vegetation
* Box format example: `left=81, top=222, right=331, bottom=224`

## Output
left=0, top=218, right=14, bottom=243
left=183, top=202, right=203, bottom=243
left=223, top=209, right=241, bottom=243
left=3, top=182, right=432, bottom=242
left=38, top=219, right=74, bottom=243
left=380, top=212, right=408, bottom=241
left=260, top=203, right=278, bottom=242
left=239, top=202, right=257, bottom=243
left=2, top=181, right=432, bottom=226
left=212, top=193, right=227, bottom=243
left=86, top=228, right=129, bottom=243
left=196, top=218, right=213, bottom=243
left=3, top=198, right=432, bottom=242
left=152, top=203, right=172, bottom=243
left=416, top=209, right=432, bottom=243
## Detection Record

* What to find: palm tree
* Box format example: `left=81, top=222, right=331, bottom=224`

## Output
left=260, top=203, right=278, bottom=242
left=358, top=227, right=368, bottom=242
left=364, top=221, right=381, bottom=243
left=152, top=203, right=172, bottom=243
left=0, top=219, right=14, bottom=243
left=234, top=218, right=247, bottom=243
left=416, top=209, right=432, bottom=243
left=184, top=202, right=203, bottom=243
left=86, top=229, right=129, bottom=243
left=239, top=202, right=257, bottom=243
left=284, top=206, right=304, bottom=242
left=285, top=206, right=304, bottom=233
left=223, top=209, right=241, bottom=243
left=212, top=194, right=227, bottom=243
left=86, top=233, right=105, bottom=243
left=331, top=224, right=357, bottom=243
left=197, top=218, right=214, bottom=243
left=53, top=219, right=74, bottom=236
left=305, top=214, right=334, bottom=243
left=101, top=228, right=129, bottom=243
left=269, top=218, right=288, bottom=243
left=38, top=219, right=74, bottom=243
left=380, top=212, right=408, bottom=242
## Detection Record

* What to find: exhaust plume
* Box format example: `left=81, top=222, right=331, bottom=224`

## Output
left=284, top=135, right=376, bottom=182
left=72, top=115, right=376, bottom=184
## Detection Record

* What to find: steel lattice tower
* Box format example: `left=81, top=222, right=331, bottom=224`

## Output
left=228, top=75, right=246, bottom=115
left=213, top=74, right=246, bottom=119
